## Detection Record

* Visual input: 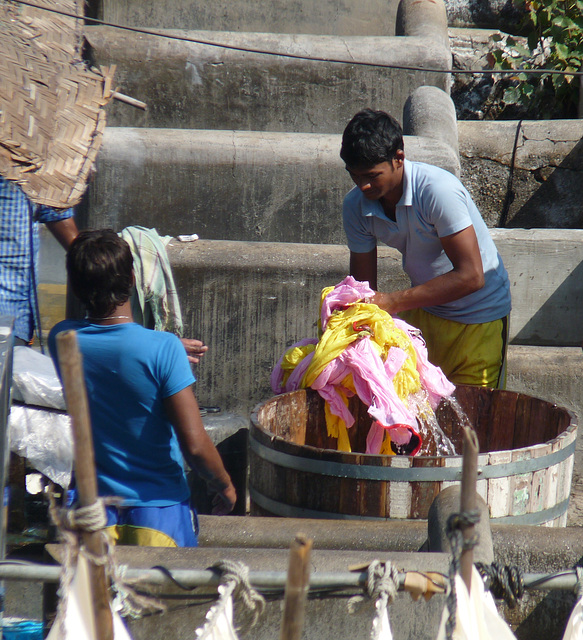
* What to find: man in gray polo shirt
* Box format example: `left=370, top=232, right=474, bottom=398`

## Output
left=341, top=109, right=511, bottom=388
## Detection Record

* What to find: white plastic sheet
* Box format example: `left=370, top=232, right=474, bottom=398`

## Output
left=11, top=346, right=66, bottom=409
left=46, top=555, right=132, bottom=640
left=436, top=567, right=517, bottom=640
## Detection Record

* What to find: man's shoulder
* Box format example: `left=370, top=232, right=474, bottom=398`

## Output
left=343, top=185, right=364, bottom=211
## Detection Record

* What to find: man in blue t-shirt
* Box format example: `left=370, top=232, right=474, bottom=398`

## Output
left=340, top=109, right=511, bottom=388
left=49, top=230, right=236, bottom=547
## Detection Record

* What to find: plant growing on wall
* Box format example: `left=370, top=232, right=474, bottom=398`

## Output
left=488, top=0, right=583, bottom=118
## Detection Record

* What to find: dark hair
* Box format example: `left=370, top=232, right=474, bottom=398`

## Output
left=67, top=229, right=133, bottom=317
left=340, top=109, right=404, bottom=168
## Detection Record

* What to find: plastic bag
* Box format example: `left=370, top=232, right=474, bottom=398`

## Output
left=436, top=567, right=517, bottom=640
left=11, top=347, right=66, bottom=410
left=9, top=404, right=72, bottom=488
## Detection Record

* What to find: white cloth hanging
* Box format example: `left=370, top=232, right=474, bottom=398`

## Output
left=562, top=595, right=583, bottom=640
left=195, top=583, right=240, bottom=640
left=46, top=554, right=133, bottom=640
left=371, top=594, right=394, bottom=640
left=436, top=567, right=517, bottom=640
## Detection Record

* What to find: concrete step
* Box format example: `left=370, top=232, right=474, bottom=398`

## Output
left=87, top=24, right=450, bottom=131
left=164, top=232, right=583, bottom=414
left=79, top=87, right=460, bottom=243
left=91, top=0, right=401, bottom=37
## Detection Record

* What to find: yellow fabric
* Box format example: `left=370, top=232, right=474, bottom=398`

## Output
left=399, top=308, right=508, bottom=388
left=105, top=524, right=178, bottom=547
left=282, top=294, right=425, bottom=452
left=303, top=302, right=421, bottom=399
left=279, top=343, right=317, bottom=388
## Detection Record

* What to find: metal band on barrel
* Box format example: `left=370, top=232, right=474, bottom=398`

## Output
left=250, top=435, right=576, bottom=482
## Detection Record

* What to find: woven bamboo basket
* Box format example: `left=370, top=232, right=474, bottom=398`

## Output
left=0, top=0, right=115, bottom=208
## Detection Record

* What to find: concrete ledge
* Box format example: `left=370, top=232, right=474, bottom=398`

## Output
left=86, top=26, right=451, bottom=131
left=166, top=232, right=583, bottom=412
left=80, top=127, right=460, bottom=243
left=94, top=0, right=401, bottom=37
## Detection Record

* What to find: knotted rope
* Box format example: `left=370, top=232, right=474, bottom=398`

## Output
left=195, top=559, right=265, bottom=639
left=47, top=487, right=166, bottom=637
left=347, top=560, right=399, bottom=640
left=475, top=562, right=524, bottom=608
left=444, top=510, right=481, bottom=640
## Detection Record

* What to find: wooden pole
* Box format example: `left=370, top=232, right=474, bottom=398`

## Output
left=459, top=425, right=479, bottom=594
left=56, top=330, right=114, bottom=640
left=279, top=534, right=313, bottom=640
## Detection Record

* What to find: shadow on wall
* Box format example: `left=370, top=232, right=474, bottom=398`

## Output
left=508, top=137, right=583, bottom=229
left=512, top=260, right=583, bottom=346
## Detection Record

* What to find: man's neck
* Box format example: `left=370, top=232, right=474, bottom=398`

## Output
left=86, top=300, right=133, bottom=325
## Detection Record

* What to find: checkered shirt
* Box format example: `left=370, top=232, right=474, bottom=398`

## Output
left=0, top=176, right=74, bottom=341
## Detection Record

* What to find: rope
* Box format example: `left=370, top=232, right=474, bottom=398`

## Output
left=204, top=560, right=266, bottom=634
left=47, top=487, right=166, bottom=630
left=347, top=560, right=399, bottom=640
left=444, top=510, right=481, bottom=640
left=475, top=562, right=524, bottom=608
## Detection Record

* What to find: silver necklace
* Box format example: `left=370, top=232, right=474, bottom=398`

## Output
left=86, top=315, right=131, bottom=321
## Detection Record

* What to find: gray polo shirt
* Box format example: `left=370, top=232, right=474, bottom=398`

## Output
left=343, top=159, right=511, bottom=324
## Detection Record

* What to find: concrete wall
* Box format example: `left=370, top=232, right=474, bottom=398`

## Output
left=90, top=0, right=401, bottom=37
left=167, top=230, right=583, bottom=415
left=79, top=119, right=583, bottom=243
left=86, top=27, right=450, bottom=132
left=79, top=128, right=459, bottom=243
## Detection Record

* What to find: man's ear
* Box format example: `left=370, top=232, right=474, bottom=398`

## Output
left=394, top=149, right=405, bottom=165
left=131, top=270, right=136, bottom=288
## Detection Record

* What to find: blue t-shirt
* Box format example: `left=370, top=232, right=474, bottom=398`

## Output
left=343, top=159, right=511, bottom=324
left=49, top=321, right=195, bottom=506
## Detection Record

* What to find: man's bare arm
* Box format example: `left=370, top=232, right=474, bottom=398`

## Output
left=164, top=387, right=236, bottom=515
left=350, top=248, right=378, bottom=290
left=370, top=226, right=485, bottom=314
left=46, top=217, right=79, bottom=250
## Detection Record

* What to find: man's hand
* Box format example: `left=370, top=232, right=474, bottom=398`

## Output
left=368, top=291, right=400, bottom=315
left=180, top=338, right=209, bottom=364
left=211, top=483, right=237, bottom=515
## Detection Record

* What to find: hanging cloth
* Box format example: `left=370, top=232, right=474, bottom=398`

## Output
left=46, top=554, right=133, bottom=640
left=435, top=567, right=517, bottom=640
left=120, top=226, right=183, bottom=335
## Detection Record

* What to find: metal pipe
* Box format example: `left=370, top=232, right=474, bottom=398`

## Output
left=0, top=561, right=578, bottom=593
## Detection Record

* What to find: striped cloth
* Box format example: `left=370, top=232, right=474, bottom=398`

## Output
left=0, top=176, right=73, bottom=341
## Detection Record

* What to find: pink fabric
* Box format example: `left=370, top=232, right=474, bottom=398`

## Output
left=320, top=275, right=374, bottom=331
left=270, top=338, right=318, bottom=394
left=393, top=317, right=455, bottom=407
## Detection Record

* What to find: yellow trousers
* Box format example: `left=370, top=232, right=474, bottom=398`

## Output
left=399, top=309, right=509, bottom=388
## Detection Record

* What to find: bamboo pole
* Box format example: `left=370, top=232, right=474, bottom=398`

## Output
left=56, top=330, right=114, bottom=640
left=459, top=426, right=479, bottom=594
left=280, top=534, right=313, bottom=640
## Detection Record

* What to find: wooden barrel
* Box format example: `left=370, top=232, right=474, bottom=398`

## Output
left=249, top=386, right=578, bottom=526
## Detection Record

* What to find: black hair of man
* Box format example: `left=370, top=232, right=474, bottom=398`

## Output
left=340, top=109, right=404, bottom=169
left=67, top=229, right=133, bottom=318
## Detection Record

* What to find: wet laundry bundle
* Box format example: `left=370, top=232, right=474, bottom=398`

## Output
left=271, top=276, right=456, bottom=456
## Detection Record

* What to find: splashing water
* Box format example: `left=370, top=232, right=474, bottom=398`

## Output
left=408, top=389, right=458, bottom=457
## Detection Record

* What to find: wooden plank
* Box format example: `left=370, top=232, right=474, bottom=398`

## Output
left=486, top=390, right=518, bottom=453
left=487, top=450, right=512, bottom=518
left=512, top=392, right=533, bottom=449
left=528, top=443, right=552, bottom=515
left=409, top=456, right=443, bottom=519
left=388, top=456, right=412, bottom=519
left=509, top=447, right=532, bottom=517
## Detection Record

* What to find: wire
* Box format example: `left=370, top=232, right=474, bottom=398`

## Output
left=8, top=0, right=583, bottom=78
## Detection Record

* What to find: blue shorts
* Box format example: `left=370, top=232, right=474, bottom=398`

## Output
left=104, top=500, right=199, bottom=547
